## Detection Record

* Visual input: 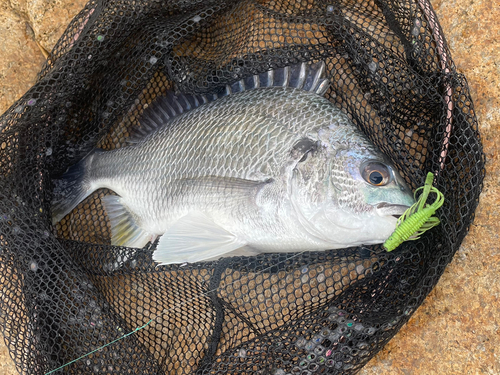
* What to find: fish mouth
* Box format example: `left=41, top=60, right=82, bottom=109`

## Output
left=376, top=202, right=411, bottom=218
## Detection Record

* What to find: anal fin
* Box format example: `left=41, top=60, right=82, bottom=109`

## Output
left=102, top=195, right=154, bottom=249
left=153, top=212, right=247, bottom=265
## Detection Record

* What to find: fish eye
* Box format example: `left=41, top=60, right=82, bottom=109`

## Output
left=361, top=162, right=391, bottom=186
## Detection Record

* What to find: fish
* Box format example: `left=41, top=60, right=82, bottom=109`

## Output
left=51, top=62, right=415, bottom=265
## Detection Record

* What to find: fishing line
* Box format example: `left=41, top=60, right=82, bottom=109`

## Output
left=43, top=172, right=440, bottom=374
left=43, top=250, right=309, bottom=374
left=44, top=319, right=153, bottom=375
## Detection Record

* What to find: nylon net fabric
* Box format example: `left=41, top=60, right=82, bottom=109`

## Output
left=0, top=0, right=485, bottom=374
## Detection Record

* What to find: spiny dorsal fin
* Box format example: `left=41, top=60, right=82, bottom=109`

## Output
left=224, top=61, right=329, bottom=96
left=129, top=61, right=330, bottom=143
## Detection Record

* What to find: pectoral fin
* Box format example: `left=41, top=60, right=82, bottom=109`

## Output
left=153, top=212, right=247, bottom=265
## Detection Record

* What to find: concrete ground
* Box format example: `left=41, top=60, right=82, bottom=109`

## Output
left=0, top=0, right=498, bottom=374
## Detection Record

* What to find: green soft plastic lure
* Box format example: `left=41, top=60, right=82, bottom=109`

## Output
left=383, top=172, right=444, bottom=252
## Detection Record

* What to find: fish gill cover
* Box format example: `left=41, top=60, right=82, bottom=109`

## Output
left=0, top=0, right=484, bottom=374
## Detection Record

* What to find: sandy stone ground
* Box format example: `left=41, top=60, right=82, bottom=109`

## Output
left=0, top=0, right=498, bottom=374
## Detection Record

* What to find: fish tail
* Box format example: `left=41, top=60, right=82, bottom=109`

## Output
left=51, top=150, right=99, bottom=224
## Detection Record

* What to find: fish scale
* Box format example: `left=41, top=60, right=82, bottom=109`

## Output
left=52, top=62, right=415, bottom=265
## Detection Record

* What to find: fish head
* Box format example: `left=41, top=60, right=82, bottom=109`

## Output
left=289, top=130, right=415, bottom=248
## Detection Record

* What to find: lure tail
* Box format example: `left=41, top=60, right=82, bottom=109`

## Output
left=383, top=172, right=444, bottom=252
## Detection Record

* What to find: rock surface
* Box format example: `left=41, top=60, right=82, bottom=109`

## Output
left=0, top=1, right=87, bottom=374
left=0, top=0, right=498, bottom=374
left=360, top=0, right=500, bottom=373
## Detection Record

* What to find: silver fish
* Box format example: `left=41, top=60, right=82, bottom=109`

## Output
left=52, top=62, right=415, bottom=265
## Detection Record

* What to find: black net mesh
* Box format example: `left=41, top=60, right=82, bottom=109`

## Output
left=0, top=0, right=485, bottom=374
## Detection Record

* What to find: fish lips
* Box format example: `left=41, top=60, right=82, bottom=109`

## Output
left=375, top=202, right=411, bottom=218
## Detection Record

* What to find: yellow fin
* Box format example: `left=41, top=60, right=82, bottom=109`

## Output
left=101, top=195, right=153, bottom=249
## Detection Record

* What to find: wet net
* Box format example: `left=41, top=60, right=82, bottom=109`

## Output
left=0, top=0, right=485, bottom=374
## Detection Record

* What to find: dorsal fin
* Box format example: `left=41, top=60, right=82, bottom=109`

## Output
left=128, top=91, right=215, bottom=143
left=129, top=61, right=330, bottom=143
left=223, top=61, right=330, bottom=96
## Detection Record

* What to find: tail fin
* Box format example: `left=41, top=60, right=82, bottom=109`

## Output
left=51, top=151, right=97, bottom=224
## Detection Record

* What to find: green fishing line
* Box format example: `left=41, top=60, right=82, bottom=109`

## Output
left=42, top=250, right=308, bottom=374
left=383, top=172, right=444, bottom=252
left=40, top=172, right=442, bottom=373
left=44, top=319, right=153, bottom=375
